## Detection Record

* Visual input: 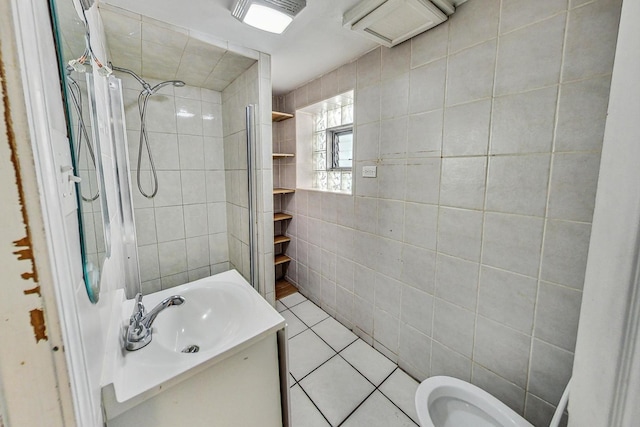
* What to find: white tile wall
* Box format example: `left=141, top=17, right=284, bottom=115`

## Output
left=222, top=61, right=275, bottom=301
left=119, top=77, right=230, bottom=292
left=281, top=0, right=621, bottom=423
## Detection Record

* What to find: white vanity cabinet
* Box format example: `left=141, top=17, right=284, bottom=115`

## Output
left=104, top=334, right=282, bottom=427
left=100, top=270, right=289, bottom=427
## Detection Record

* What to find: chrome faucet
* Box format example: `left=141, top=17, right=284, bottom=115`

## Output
left=124, top=292, right=185, bottom=351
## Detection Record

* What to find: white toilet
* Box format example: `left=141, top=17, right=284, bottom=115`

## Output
left=415, top=376, right=570, bottom=427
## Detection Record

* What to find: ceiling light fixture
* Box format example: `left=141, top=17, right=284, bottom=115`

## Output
left=231, top=0, right=306, bottom=34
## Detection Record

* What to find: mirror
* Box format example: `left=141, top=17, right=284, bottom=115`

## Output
left=49, top=0, right=110, bottom=303
left=98, top=6, right=259, bottom=298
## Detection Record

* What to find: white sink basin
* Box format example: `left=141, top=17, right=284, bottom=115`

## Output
left=153, top=280, right=254, bottom=354
left=102, top=270, right=285, bottom=405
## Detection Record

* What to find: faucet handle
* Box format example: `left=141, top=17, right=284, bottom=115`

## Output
left=130, top=292, right=145, bottom=322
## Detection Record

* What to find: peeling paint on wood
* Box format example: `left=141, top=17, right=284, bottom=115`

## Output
left=23, top=285, right=41, bottom=296
left=29, top=309, right=47, bottom=342
left=1, top=43, right=46, bottom=343
left=12, top=235, right=38, bottom=284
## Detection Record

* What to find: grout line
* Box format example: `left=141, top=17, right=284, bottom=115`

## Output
left=499, top=8, right=570, bottom=38
left=333, top=365, right=419, bottom=426
left=523, top=1, right=573, bottom=416
left=335, top=343, right=394, bottom=390
left=289, top=297, right=422, bottom=426
left=467, top=0, right=505, bottom=385
left=376, top=372, right=421, bottom=426
left=295, top=380, right=334, bottom=426
left=279, top=293, right=308, bottom=309
left=292, top=351, right=338, bottom=388
left=335, top=388, right=378, bottom=426
left=427, top=14, right=452, bottom=378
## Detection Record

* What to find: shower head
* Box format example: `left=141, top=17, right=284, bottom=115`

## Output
left=149, top=80, right=186, bottom=94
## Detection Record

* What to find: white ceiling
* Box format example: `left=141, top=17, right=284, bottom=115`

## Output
left=100, top=0, right=467, bottom=95
left=101, top=0, right=379, bottom=95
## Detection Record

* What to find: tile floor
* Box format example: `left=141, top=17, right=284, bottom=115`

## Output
left=277, top=292, right=421, bottom=427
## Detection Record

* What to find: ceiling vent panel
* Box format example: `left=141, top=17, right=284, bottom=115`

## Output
left=343, top=0, right=455, bottom=47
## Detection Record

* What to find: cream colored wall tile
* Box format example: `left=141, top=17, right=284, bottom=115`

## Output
left=495, top=14, right=565, bottom=96
left=449, top=0, right=499, bottom=53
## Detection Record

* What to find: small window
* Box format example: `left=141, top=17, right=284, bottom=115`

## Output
left=328, top=125, right=353, bottom=170
left=297, top=90, right=354, bottom=193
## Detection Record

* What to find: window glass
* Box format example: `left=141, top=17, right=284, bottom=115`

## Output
left=334, top=130, right=353, bottom=169
left=300, top=90, right=354, bottom=194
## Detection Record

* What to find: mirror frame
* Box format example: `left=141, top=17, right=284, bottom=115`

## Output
left=49, top=0, right=111, bottom=303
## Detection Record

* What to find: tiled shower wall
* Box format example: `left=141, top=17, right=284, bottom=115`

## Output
left=282, top=0, right=621, bottom=424
left=222, top=63, right=258, bottom=279
left=221, top=58, right=277, bottom=303
left=120, top=75, right=229, bottom=294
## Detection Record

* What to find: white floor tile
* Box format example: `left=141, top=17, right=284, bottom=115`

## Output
left=300, top=356, right=375, bottom=426
left=341, top=339, right=396, bottom=386
left=281, top=292, right=308, bottom=308
left=342, top=390, right=418, bottom=427
left=379, top=369, right=420, bottom=425
left=312, top=317, right=358, bottom=352
left=276, top=300, right=287, bottom=312
left=281, top=309, right=308, bottom=338
left=289, top=329, right=336, bottom=380
left=291, top=300, right=330, bottom=327
left=290, top=384, right=331, bottom=427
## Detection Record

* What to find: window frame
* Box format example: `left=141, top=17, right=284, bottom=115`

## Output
left=326, top=124, right=353, bottom=171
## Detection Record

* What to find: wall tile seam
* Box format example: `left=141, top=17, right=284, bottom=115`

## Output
left=559, top=72, right=614, bottom=87
left=298, top=229, right=437, bottom=255
left=455, top=0, right=506, bottom=398
left=398, top=354, right=431, bottom=379
left=569, top=0, right=611, bottom=12
left=373, top=337, right=399, bottom=358
left=472, top=291, right=581, bottom=344
left=534, top=279, right=587, bottom=296
left=522, top=355, right=576, bottom=411
left=468, top=371, right=528, bottom=416
left=522, top=6, right=573, bottom=413
left=526, top=335, right=576, bottom=363
left=439, top=94, right=494, bottom=109
left=471, top=262, right=588, bottom=292
left=447, top=33, right=499, bottom=58
left=409, top=57, right=448, bottom=71
left=497, top=8, right=570, bottom=39
left=485, top=149, right=602, bottom=158
left=322, top=62, right=600, bottom=116
left=409, top=26, right=448, bottom=70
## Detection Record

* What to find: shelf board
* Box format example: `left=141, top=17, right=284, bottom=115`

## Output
left=274, top=235, right=291, bottom=245
left=274, top=254, right=292, bottom=266
left=276, top=279, right=298, bottom=300
left=276, top=279, right=298, bottom=299
left=273, top=187, right=295, bottom=195
left=272, top=111, right=294, bottom=122
left=274, top=212, right=293, bottom=222
left=273, top=153, right=295, bottom=158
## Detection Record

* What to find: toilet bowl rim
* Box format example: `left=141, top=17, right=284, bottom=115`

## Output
left=415, top=376, right=534, bottom=427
